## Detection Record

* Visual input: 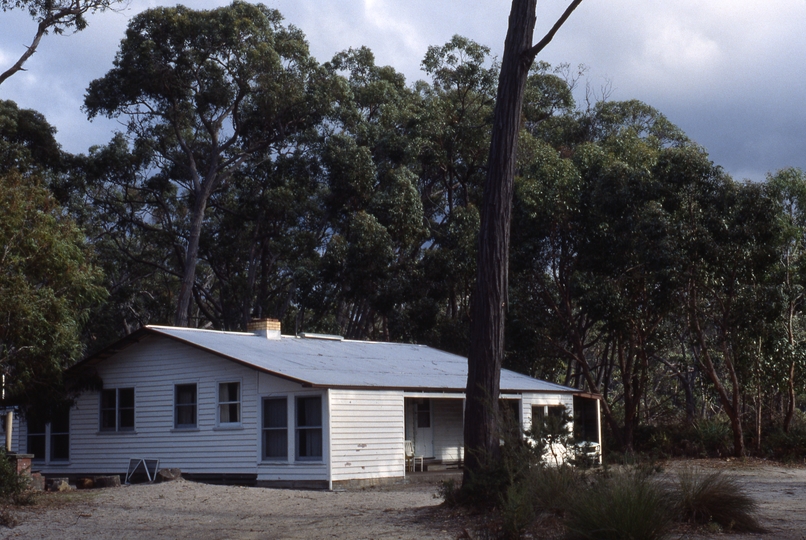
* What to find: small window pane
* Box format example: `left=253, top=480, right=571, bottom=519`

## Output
left=101, top=389, right=117, bottom=409
left=176, top=385, right=196, bottom=405
left=119, top=388, right=135, bottom=409
left=51, top=434, right=69, bottom=461
left=416, top=400, right=430, bottom=428
left=220, top=382, right=239, bottom=402
left=27, top=434, right=45, bottom=460
left=27, top=418, right=47, bottom=460
left=264, top=430, right=288, bottom=459
left=101, top=410, right=117, bottom=430
left=51, top=409, right=70, bottom=433
left=50, top=409, right=70, bottom=461
left=119, top=409, right=135, bottom=430
left=220, top=403, right=239, bottom=424
left=298, top=428, right=322, bottom=459
left=297, top=397, right=322, bottom=427
left=264, top=399, right=287, bottom=428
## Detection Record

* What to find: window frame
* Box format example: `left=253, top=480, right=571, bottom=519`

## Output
left=49, top=409, right=70, bottom=462
left=26, top=418, right=46, bottom=461
left=26, top=409, right=70, bottom=464
left=262, top=396, right=289, bottom=461
left=295, top=395, right=323, bottom=462
left=174, top=383, right=198, bottom=429
left=217, top=381, right=242, bottom=427
left=100, top=387, right=136, bottom=432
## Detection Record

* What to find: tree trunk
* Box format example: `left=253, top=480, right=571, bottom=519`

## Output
left=784, top=359, right=796, bottom=432
left=174, top=191, right=210, bottom=327
left=463, top=0, right=537, bottom=482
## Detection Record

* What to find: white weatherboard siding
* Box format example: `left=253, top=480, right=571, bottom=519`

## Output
left=329, top=389, right=404, bottom=482
left=432, top=399, right=464, bottom=462
left=27, top=335, right=262, bottom=475
left=18, top=324, right=585, bottom=482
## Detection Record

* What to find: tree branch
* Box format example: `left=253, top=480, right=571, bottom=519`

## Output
left=524, top=0, right=584, bottom=62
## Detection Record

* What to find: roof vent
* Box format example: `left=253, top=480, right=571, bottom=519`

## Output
left=247, top=318, right=281, bottom=340
left=298, top=332, right=344, bottom=341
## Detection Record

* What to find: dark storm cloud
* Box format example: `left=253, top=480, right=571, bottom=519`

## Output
left=1, top=0, right=805, bottom=180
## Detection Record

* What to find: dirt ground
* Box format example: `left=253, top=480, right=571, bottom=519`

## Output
left=1, top=459, right=805, bottom=539
left=664, top=459, right=806, bottom=540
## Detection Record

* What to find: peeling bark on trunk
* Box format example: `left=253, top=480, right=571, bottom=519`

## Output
left=463, top=0, right=537, bottom=482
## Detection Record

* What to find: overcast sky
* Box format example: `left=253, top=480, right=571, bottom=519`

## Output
left=2, top=0, right=805, bottom=181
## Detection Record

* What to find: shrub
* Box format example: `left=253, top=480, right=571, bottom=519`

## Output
left=564, top=470, right=674, bottom=540
left=674, top=469, right=764, bottom=532
left=761, top=426, right=806, bottom=462
left=0, top=450, right=31, bottom=505
left=694, top=419, right=732, bottom=457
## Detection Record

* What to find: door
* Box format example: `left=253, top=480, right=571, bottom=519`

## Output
left=414, top=399, right=433, bottom=458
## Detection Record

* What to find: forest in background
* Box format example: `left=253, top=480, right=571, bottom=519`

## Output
left=3, top=1, right=806, bottom=459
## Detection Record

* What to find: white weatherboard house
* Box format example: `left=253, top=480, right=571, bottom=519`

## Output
left=12, top=319, right=601, bottom=488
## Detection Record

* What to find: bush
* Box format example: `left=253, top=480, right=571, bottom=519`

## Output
left=0, top=450, right=31, bottom=505
left=564, top=470, right=674, bottom=540
left=694, top=419, right=733, bottom=457
left=674, top=469, right=764, bottom=532
left=761, top=426, right=806, bottom=462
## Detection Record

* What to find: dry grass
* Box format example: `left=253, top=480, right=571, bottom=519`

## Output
left=674, top=468, right=764, bottom=533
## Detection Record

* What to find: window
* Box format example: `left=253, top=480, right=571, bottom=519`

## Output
left=218, top=382, right=241, bottom=425
left=26, top=409, right=70, bottom=463
left=296, top=396, right=322, bottom=461
left=416, top=400, right=430, bottom=428
left=101, top=388, right=135, bottom=431
left=262, top=398, right=288, bottom=460
left=532, top=405, right=566, bottom=432
left=175, top=384, right=197, bottom=428
left=27, top=417, right=46, bottom=460
left=50, top=409, right=70, bottom=461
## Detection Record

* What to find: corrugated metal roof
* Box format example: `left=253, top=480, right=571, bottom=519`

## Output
left=145, top=326, right=576, bottom=394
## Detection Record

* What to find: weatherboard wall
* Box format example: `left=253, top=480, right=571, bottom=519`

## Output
left=329, top=389, right=405, bottom=482
left=24, top=335, right=262, bottom=475
left=22, top=335, right=328, bottom=482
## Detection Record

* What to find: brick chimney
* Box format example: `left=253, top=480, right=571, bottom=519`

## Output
left=247, top=318, right=281, bottom=339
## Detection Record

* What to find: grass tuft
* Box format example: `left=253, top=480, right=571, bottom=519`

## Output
left=564, top=470, right=674, bottom=540
left=674, top=468, right=764, bottom=533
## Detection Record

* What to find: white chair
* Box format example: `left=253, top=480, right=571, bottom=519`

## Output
left=404, top=440, right=424, bottom=472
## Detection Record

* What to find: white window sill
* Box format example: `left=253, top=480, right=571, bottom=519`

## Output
left=171, top=427, right=200, bottom=433
left=96, top=430, right=138, bottom=435
left=213, top=425, right=243, bottom=431
left=258, top=461, right=326, bottom=467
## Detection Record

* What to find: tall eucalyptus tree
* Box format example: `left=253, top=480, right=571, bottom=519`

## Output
left=84, top=2, right=334, bottom=327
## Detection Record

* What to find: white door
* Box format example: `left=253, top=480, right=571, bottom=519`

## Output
left=414, top=399, right=433, bottom=458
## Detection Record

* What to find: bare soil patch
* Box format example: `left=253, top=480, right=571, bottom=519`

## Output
left=0, top=479, right=452, bottom=540
left=0, top=459, right=804, bottom=539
